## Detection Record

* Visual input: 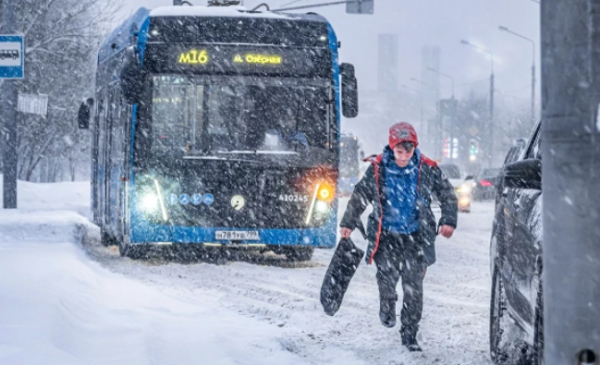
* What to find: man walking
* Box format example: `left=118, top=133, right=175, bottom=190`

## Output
left=340, top=122, right=458, bottom=352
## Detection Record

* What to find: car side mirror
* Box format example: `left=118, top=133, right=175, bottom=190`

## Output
left=77, top=98, right=93, bottom=129
left=122, top=46, right=146, bottom=105
left=340, top=63, right=358, bottom=118
left=503, top=159, right=542, bottom=190
left=465, top=175, right=474, bottom=181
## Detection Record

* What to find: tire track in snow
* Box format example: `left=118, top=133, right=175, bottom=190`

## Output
left=80, top=201, right=495, bottom=365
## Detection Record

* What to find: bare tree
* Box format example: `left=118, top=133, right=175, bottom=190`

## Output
left=0, top=0, right=120, bottom=181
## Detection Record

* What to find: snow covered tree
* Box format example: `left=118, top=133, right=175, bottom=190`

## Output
left=0, top=0, right=119, bottom=181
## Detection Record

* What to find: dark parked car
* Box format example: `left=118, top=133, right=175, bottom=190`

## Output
left=495, top=139, right=527, bottom=208
left=472, top=167, right=501, bottom=201
left=490, top=121, right=543, bottom=364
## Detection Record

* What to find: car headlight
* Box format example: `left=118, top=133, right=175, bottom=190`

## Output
left=458, top=184, right=472, bottom=194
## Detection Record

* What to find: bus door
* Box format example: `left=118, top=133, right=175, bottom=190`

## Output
left=122, top=104, right=133, bottom=240
left=91, top=95, right=101, bottom=226
left=97, top=89, right=109, bottom=230
left=107, top=85, right=125, bottom=239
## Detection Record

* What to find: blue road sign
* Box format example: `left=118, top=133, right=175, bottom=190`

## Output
left=191, top=193, right=203, bottom=205
left=179, top=194, right=190, bottom=205
left=168, top=194, right=178, bottom=205
left=203, top=194, right=214, bottom=205
left=0, top=35, right=24, bottom=79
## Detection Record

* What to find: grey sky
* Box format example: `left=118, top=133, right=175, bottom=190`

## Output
left=118, top=0, right=540, bottom=101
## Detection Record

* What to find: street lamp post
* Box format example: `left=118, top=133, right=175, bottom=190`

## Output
left=499, top=25, right=536, bottom=123
left=460, top=40, right=495, bottom=165
left=428, top=67, right=457, bottom=160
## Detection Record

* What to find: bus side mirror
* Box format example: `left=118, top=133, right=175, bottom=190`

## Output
left=122, top=46, right=146, bottom=105
left=77, top=98, right=93, bottom=129
left=340, top=63, right=358, bottom=118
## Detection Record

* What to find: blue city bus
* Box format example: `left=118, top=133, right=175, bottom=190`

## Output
left=78, top=4, right=359, bottom=261
left=338, top=134, right=363, bottom=197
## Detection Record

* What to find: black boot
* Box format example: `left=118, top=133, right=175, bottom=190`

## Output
left=401, top=330, right=422, bottom=352
left=379, top=297, right=397, bottom=328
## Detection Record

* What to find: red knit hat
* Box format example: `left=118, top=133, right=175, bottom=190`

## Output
left=389, top=122, right=418, bottom=149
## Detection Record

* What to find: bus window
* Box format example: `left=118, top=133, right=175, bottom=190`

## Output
left=147, top=75, right=331, bottom=162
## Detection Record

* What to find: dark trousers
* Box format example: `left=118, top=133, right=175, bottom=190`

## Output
left=373, top=230, right=426, bottom=336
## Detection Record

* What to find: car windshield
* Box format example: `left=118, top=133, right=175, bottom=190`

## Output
left=149, top=75, right=333, bottom=160
left=480, top=168, right=501, bottom=178
left=439, top=164, right=461, bottom=179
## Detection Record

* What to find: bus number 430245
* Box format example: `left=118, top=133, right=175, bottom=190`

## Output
left=279, top=194, right=309, bottom=203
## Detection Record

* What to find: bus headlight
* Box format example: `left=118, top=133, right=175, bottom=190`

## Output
left=312, top=201, right=331, bottom=222
left=305, top=182, right=334, bottom=225
left=140, top=192, right=159, bottom=213
left=137, top=178, right=169, bottom=222
left=315, top=200, right=330, bottom=213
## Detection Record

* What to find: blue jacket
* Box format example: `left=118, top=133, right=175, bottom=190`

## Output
left=340, top=150, right=458, bottom=266
left=382, top=147, right=420, bottom=234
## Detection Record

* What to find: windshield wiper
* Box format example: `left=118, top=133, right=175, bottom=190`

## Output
left=217, top=150, right=300, bottom=156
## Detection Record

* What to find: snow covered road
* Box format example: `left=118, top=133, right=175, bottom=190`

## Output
left=0, top=180, right=496, bottom=364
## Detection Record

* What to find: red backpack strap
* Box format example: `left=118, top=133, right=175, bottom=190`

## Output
left=421, top=154, right=438, bottom=168
left=363, top=154, right=383, bottom=165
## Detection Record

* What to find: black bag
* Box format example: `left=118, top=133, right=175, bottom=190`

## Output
left=320, top=237, right=365, bottom=316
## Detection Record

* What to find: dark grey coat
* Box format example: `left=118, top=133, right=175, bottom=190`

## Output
left=340, top=149, right=458, bottom=266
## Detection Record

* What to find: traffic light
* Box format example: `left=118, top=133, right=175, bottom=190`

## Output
left=443, top=138, right=450, bottom=158
left=469, top=139, right=479, bottom=161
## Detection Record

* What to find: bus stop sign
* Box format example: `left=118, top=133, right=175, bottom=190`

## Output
left=0, top=35, right=24, bottom=79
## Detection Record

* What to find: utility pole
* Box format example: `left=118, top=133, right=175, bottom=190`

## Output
left=498, top=26, right=536, bottom=123
left=531, top=63, right=535, bottom=122
left=542, top=0, right=600, bottom=364
left=1, top=0, right=20, bottom=209
left=489, top=72, right=494, bottom=164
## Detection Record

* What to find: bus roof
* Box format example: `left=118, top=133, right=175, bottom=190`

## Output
left=99, top=6, right=329, bottom=64
left=149, top=5, right=328, bottom=22
left=150, top=6, right=287, bottom=19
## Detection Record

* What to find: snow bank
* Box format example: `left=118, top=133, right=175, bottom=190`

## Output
left=0, top=237, right=310, bottom=364
left=0, top=175, right=92, bottom=243
left=0, top=178, right=311, bottom=365
left=0, top=175, right=90, bottom=217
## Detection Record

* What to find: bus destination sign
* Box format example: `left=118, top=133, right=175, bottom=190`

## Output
left=147, top=44, right=329, bottom=78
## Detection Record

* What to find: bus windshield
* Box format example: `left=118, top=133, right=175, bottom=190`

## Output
left=148, top=75, right=333, bottom=162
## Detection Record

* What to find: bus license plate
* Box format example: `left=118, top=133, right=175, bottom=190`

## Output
left=215, top=231, right=260, bottom=241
